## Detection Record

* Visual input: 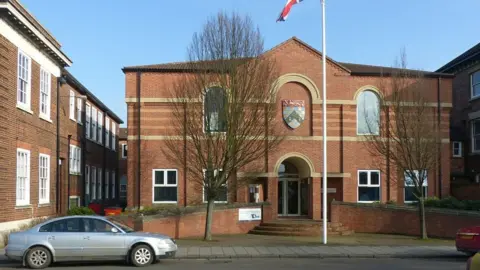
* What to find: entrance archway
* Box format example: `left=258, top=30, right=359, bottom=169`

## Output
left=277, top=157, right=311, bottom=217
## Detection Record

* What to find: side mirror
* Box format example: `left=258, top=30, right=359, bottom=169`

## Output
left=111, top=227, right=119, bottom=233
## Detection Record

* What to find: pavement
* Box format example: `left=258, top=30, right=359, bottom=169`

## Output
left=0, top=257, right=469, bottom=270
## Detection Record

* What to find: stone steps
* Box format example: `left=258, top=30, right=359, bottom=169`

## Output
left=248, top=220, right=354, bottom=237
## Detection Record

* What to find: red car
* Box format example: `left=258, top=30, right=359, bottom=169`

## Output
left=457, top=226, right=480, bottom=255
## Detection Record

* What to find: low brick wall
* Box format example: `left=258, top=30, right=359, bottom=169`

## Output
left=331, top=201, right=480, bottom=238
left=115, top=203, right=271, bottom=239
left=452, top=183, right=480, bottom=200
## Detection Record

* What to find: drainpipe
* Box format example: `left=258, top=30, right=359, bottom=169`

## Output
left=103, top=113, right=107, bottom=205
left=183, top=102, right=187, bottom=207
left=56, top=76, right=66, bottom=214
left=67, top=134, right=72, bottom=210
left=81, top=99, right=87, bottom=206
left=136, top=72, right=142, bottom=208
left=437, top=77, right=442, bottom=198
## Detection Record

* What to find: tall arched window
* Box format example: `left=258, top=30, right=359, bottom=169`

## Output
left=204, top=87, right=227, bottom=132
left=357, top=90, right=380, bottom=135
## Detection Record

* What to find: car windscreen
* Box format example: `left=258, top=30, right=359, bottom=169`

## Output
left=108, top=218, right=135, bottom=233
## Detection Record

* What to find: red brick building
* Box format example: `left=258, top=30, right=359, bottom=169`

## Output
left=123, top=37, right=453, bottom=220
left=0, top=0, right=122, bottom=231
left=119, top=128, right=128, bottom=207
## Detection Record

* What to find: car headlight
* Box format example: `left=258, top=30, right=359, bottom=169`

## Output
left=170, top=238, right=176, bottom=244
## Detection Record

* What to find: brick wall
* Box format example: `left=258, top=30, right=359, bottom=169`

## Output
left=331, top=201, right=480, bottom=238
left=451, top=183, right=480, bottom=200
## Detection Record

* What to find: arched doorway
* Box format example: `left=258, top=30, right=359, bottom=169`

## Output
left=278, top=160, right=309, bottom=216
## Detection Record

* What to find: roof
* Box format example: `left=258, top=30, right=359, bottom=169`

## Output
left=339, top=62, right=454, bottom=78
left=0, top=0, right=72, bottom=66
left=436, top=42, right=480, bottom=73
left=119, top=128, right=127, bottom=140
left=123, top=36, right=452, bottom=78
left=63, top=69, right=123, bottom=124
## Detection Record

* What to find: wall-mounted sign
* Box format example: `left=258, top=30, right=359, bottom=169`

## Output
left=238, top=208, right=261, bottom=221
left=320, top=188, right=337, bottom=193
left=282, top=100, right=305, bottom=129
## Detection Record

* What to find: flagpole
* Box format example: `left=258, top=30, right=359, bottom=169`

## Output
left=321, top=0, right=328, bottom=245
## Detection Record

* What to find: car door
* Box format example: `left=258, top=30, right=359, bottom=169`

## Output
left=81, top=218, right=126, bottom=260
left=40, top=218, right=83, bottom=261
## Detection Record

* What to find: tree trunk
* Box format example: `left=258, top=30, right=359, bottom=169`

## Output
left=419, top=197, right=428, bottom=239
left=204, top=199, right=215, bottom=241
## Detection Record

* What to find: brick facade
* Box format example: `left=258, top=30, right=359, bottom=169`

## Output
left=0, top=0, right=122, bottom=228
left=123, top=38, right=453, bottom=220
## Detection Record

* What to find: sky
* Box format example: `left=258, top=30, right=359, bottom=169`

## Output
left=21, top=0, right=480, bottom=126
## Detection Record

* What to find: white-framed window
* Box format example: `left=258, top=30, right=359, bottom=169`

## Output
left=152, top=169, right=178, bottom=203
left=112, top=122, right=116, bottom=151
left=98, top=111, right=103, bottom=144
left=91, top=107, right=97, bottom=141
left=105, top=117, right=110, bottom=148
left=69, top=196, right=80, bottom=209
left=85, top=103, right=91, bottom=138
left=404, top=170, right=428, bottom=203
left=76, top=97, right=83, bottom=124
left=105, top=170, right=109, bottom=199
left=471, top=70, right=480, bottom=99
left=69, top=145, right=81, bottom=175
left=91, top=167, right=97, bottom=200
left=112, top=171, right=116, bottom=199
left=17, top=50, right=31, bottom=110
left=204, top=87, right=227, bottom=132
left=357, top=170, right=380, bottom=202
left=98, top=168, right=103, bottom=200
left=16, top=148, right=30, bottom=206
left=85, top=165, right=90, bottom=196
left=120, top=182, right=127, bottom=199
left=203, top=169, right=228, bottom=203
left=472, top=119, right=480, bottom=153
left=38, top=154, right=50, bottom=204
left=39, top=68, right=51, bottom=119
left=121, top=143, right=127, bottom=159
left=453, top=141, right=463, bottom=157
left=357, top=90, right=380, bottom=135
left=69, top=90, right=75, bottom=121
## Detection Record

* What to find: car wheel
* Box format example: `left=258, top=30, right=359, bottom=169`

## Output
left=26, top=247, right=51, bottom=269
left=131, top=245, right=154, bottom=267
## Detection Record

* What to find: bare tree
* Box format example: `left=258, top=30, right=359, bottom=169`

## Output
left=163, top=12, right=282, bottom=241
left=363, top=53, right=440, bottom=239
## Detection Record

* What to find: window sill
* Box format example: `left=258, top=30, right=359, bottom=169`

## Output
left=39, top=114, right=53, bottom=123
left=38, top=203, right=50, bottom=207
left=15, top=204, right=32, bottom=209
left=470, top=95, right=480, bottom=102
left=16, top=104, right=33, bottom=115
left=69, top=172, right=82, bottom=176
left=469, top=152, right=480, bottom=156
left=152, top=201, right=178, bottom=204
left=70, top=117, right=77, bottom=122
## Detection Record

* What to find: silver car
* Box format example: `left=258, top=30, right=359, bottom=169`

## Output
left=5, top=215, right=177, bottom=269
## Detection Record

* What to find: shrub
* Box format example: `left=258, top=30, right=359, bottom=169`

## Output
left=67, top=206, right=96, bottom=216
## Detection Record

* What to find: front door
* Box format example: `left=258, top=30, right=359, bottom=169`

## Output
left=278, top=179, right=302, bottom=216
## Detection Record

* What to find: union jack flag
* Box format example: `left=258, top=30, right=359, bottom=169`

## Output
left=277, top=0, right=304, bottom=22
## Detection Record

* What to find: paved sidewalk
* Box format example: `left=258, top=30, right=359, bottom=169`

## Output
left=172, top=245, right=466, bottom=259
left=0, top=246, right=467, bottom=261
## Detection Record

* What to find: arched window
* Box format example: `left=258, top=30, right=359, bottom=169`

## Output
left=204, top=87, right=227, bottom=132
left=357, top=90, right=380, bottom=135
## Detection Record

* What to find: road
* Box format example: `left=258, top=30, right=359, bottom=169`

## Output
left=0, top=258, right=468, bottom=270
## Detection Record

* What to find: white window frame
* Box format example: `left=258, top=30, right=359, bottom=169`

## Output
left=471, top=70, right=480, bottom=99
left=472, top=119, right=480, bottom=153
left=121, top=143, right=127, bottom=159
left=98, top=111, right=103, bottom=144
left=91, top=167, right=97, bottom=200
left=16, top=148, right=30, bottom=206
left=98, top=168, right=103, bottom=200
left=357, top=170, right=381, bottom=203
left=120, top=182, right=127, bottom=199
left=112, top=171, right=116, bottom=199
left=112, top=122, right=116, bottom=151
left=17, top=50, right=31, bottom=112
left=39, top=68, right=51, bottom=120
left=85, top=165, right=90, bottom=196
left=152, top=169, right=178, bottom=203
left=38, top=154, right=50, bottom=204
left=91, top=107, right=97, bottom=141
left=69, top=145, right=81, bottom=175
left=202, top=169, right=228, bottom=203
left=105, top=117, right=110, bottom=148
left=76, top=97, right=83, bottom=124
left=453, top=141, right=463, bottom=157
left=356, top=90, right=380, bottom=136
left=85, top=103, right=91, bottom=139
left=404, top=170, right=428, bottom=203
left=69, top=90, right=76, bottom=121
left=105, top=170, right=109, bottom=199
